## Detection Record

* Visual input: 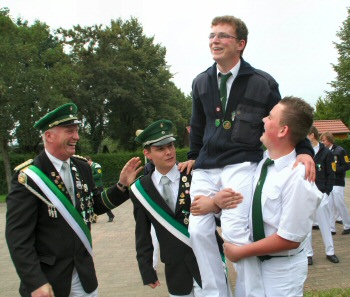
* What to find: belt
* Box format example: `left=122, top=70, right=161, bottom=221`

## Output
left=260, top=249, right=304, bottom=262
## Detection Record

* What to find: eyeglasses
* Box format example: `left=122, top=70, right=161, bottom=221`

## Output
left=208, top=33, right=239, bottom=40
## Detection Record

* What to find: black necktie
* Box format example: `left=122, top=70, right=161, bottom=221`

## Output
left=219, top=72, right=232, bottom=113
left=252, top=158, right=274, bottom=261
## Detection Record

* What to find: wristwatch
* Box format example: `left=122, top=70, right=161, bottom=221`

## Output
left=117, top=181, right=128, bottom=191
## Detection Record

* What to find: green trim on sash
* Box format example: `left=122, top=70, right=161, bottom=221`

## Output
left=29, top=165, right=92, bottom=247
left=135, top=179, right=189, bottom=237
left=101, top=190, right=115, bottom=209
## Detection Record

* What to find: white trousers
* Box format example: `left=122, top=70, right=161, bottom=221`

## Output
left=328, top=186, right=350, bottom=231
left=69, top=268, right=98, bottom=297
left=305, top=194, right=335, bottom=256
left=189, top=163, right=263, bottom=297
left=261, top=251, right=307, bottom=297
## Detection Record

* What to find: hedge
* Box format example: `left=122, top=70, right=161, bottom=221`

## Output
left=2, top=139, right=350, bottom=194
left=0, top=148, right=190, bottom=195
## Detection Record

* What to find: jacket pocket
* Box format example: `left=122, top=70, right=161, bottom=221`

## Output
left=231, top=104, right=265, bottom=145
left=39, top=255, right=56, bottom=266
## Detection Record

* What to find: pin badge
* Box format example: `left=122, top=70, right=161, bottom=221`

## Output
left=215, top=119, right=221, bottom=127
left=223, top=121, right=231, bottom=129
left=18, top=172, right=27, bottom=184
left=231, top=112, right=236, bottom=121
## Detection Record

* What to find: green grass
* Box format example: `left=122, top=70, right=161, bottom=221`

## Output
left=305, top=288, right=350, bottom=296
left=0, top=195, right=6, bottom=203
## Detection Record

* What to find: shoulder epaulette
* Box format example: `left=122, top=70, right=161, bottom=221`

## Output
left=72, top=155, right=88, bottom=162
left=14, top=159, right=33, bottom=172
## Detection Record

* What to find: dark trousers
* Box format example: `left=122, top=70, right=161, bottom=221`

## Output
left=106, top=209, right=114, bottom=219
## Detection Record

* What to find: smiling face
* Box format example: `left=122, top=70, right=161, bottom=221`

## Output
left=144, top=142, right=176, bottom=175
left=45, top=124, right=80, bottom=160
left=209, top=23, right=246, bottom=72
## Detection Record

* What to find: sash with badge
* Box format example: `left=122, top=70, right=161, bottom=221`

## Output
left=17, top=163, right=93, bottom=256
left=131, top=175, right=191, bottom=246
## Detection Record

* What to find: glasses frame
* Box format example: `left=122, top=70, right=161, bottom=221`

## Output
left=208, top=33, right=239, bottom=40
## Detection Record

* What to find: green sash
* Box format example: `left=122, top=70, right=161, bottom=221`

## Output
left=131, top=179, right=190, bottom=246
left=23, top=165, right=93, bottom=255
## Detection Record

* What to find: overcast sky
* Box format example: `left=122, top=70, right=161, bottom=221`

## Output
left=2, top=0, right=349, bottom=107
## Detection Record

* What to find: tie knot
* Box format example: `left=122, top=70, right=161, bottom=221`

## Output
left=62, top=161, right=70, bottom=171
left=161, top=176, right=171, bottom=185
left=219, top=72, right=232, bottom=84
left=263, top=158, right=274, bottom=167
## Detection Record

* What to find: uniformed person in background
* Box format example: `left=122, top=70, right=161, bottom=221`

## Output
left=320, top=132, right=350, bottom=235
left=86, top=156, right=115, bottom=222
left=5, top=103, right=142, bottom=297
left=305, top=126, right=338, bottom=265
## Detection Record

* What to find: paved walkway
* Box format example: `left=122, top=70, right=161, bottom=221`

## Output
left=1, top=182, right=350, bottom=296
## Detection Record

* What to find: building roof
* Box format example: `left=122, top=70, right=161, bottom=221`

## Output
left=313, top=119, right=350, bottom=134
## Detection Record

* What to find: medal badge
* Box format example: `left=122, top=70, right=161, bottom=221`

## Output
left=182, top=210, right=190, bottom=225
left=76, top=180, right=82, bottom=190
left=18, top=172, right=27, bottom=184
left=231, top=111, right=236, bottom=121
left=317, top=164, right=321, bottom=171
left=223, top=121, right=231, bottom=129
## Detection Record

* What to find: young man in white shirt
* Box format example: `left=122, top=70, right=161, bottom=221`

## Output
left=224, top=97, right=322, bottom=297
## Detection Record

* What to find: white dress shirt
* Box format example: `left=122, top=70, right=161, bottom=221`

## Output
left=250, top=150, right=322, bottom=256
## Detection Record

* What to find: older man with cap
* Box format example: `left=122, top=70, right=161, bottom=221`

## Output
left=6, top=103, right=142, bottom=297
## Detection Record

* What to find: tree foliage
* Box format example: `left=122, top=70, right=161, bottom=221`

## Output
left=0, top=7, right=75, bottom=190
left=314, top=7, right=350, bottom=127
left=58, top=18, right=191, bottom=152
left=1, top=8, right=192, bottom=158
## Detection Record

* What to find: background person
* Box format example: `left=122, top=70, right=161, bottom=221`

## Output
left=320, top=132, right=350, bottom=235
left=86, top=156, right=115, bottom=222
left=305, top=126, right=338, bottom=265
left=6, top=103, right=142, bottom=297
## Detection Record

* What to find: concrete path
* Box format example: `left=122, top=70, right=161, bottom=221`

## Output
left=1, top=182, right=350, bottom=296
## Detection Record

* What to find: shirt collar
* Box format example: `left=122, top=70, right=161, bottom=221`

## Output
left=216, top=59, right=241, bottom=81
left=313, top=142, right=320, bottom=155
left=265, top=149, right=297, bottom=171
left=45, top=148, right=70, bottom=172
left=154, top=164, right=179, bottom=185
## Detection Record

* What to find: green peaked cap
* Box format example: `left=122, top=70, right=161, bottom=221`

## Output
left=135, top=119, right=176, bottom=147
left=34, top=103, right=81, bottom=132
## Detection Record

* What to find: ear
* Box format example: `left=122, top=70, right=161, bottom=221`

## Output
left=237, top=39, right=246, bottom=51
left=143, top=148, right=152, bottom=161
left=44, top=130, right=54, bottom=143
left=278, top=125, right=289, bottom=138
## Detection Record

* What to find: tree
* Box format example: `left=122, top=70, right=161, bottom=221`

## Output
left=59, top=17, right=191, bottom=152
left=315, top=7, right=350, bottom=127
left=0, top=8, right=75, bottom=191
